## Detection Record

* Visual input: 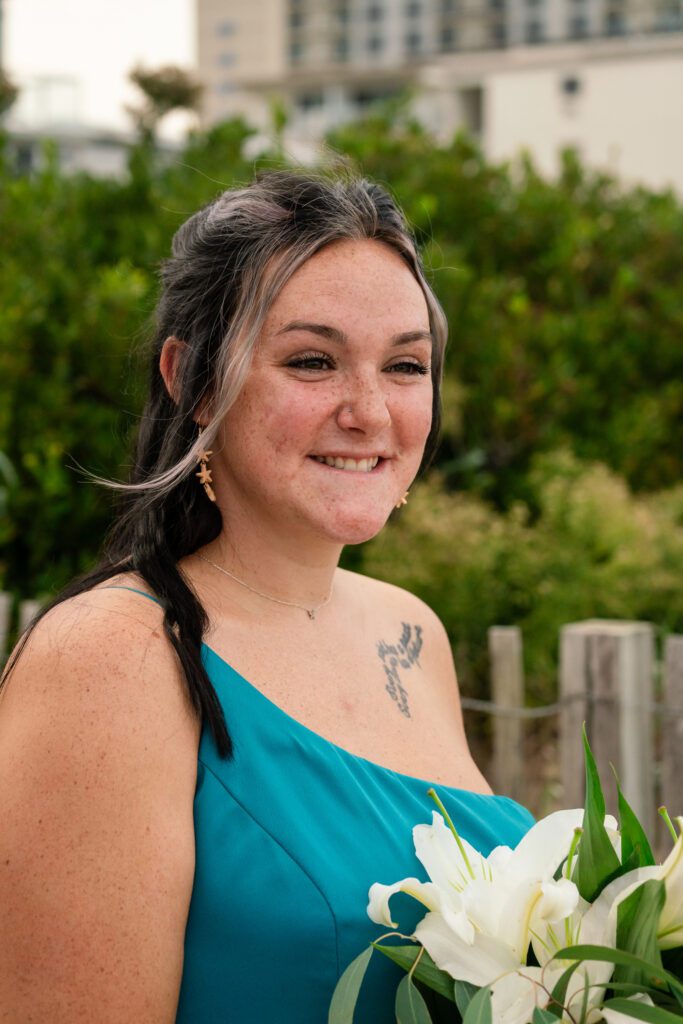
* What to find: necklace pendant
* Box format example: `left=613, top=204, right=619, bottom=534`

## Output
left=307, top=608, right=316, bottom=620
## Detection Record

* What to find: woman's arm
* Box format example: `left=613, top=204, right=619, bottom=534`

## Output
left=0, top=590, right=200, bottom=1022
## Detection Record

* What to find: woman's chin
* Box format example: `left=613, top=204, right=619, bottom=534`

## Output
left=320, top=509, right=395, bottom=547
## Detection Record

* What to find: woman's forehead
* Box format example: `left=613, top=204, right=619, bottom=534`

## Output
left=265, top=239, right=429, bottom=327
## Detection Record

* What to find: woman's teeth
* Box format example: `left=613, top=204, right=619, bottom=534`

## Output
left=312, top=455, right=380, bottom=473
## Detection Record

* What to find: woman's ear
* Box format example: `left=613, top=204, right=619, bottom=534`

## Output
left=159, top=336, right=189, bottom=407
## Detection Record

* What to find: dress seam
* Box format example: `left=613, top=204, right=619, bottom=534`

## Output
left=198, top=755, right=341, bottom=977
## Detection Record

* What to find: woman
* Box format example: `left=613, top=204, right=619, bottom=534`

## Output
left=0, top=170, right=533, bottom=1022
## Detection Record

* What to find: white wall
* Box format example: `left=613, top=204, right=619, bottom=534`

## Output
left=485, top=50, right=683, bottom=192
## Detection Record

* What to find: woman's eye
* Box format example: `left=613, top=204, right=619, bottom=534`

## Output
left=286, top=353, right=334, bottom=371
left=386, top=360, right=430, bottom=376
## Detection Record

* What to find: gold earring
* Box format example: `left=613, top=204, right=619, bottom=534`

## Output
left=394, top=491, right=409, bottom=509
left=196, top=427, right=217, bottom=503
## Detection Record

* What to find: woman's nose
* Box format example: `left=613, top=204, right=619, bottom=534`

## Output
left=335, top=374, right=391, bottom=433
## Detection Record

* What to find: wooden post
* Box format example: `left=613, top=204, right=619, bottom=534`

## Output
left=559, top=623, right=591, bottom=808
left=0, top=591, right=12, bottom=663
left=18, top=599, right=42, bottom=637
left=560, top=620, right=655, bottom=835
left=488, top=626, right=524, bottom=802
left=662, top=636, right=683, bottom=821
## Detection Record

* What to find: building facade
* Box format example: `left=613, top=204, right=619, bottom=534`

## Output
left=197, top=0, right=683, bottom=189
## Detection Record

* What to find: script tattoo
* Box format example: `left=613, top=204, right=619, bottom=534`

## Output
left=376, top=622, right=423, bottom=718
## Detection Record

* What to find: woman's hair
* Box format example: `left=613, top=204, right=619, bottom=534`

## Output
left=1, top=168, right=448, bottom=759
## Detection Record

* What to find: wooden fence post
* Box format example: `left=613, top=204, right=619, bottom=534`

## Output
left=18, top=599, right=42, bottom=637
left=560, top=620, right=655, bottom=835
left=488, top=626, right=524, bottom=802
left=662, top=635, right=683, bottom=821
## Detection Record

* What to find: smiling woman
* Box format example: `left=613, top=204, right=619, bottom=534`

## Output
left=0, top=170, right=534, bottom=1023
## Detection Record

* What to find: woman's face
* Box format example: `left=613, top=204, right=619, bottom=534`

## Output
left=213, top=238, right=434, bottom=548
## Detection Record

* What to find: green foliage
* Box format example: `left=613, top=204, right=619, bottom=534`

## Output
left=2, top=110, right=683, bottom=692
left=360, top=453, right=683, bottom=702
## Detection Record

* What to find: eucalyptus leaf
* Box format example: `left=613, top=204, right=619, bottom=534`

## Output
left=532, top=1010, right=557, bottom=1024
left=328, top=945, right=373, bottom=1024
left=374, top=943, right=457, bottom=1002
left=573, top=726, right=621, bottom=901
left=462, top=985, right=492, bottom=1024
left=602, top=997, right=683, bottom=1023
left=454, top=980, right=479, bottom=1016
left=548, top=958, right=582, bottom=1017
left=395, top=974, right=434, bottom=1024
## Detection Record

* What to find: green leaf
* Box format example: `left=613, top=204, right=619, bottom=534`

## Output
left=374, top=943, right=457, bottom=1002
left=615, top=769, right=655, bottom=868
left=462, top=985, right=492, bottom=1024
left=328, top=945, right=373, bottom=1024
left=454, top=980, right=480, bottom=1016
left=602, top=997, right=683, bottom=1023
left=532, top=1010, right=557, bottom=1024
left=395, top=974, right=434, bottom=1024
left=573, top=726, right=621, bottom=901
left=615, top=879, right=665, bottom=989
left=547, top=959, right=582, bottom=1017
left=551, top=945, right=683, bottom=1006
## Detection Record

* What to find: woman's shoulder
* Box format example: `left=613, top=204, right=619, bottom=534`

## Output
left=339, top=568, right=447, bottom=636
left=1, top=573, right=198, bottom=742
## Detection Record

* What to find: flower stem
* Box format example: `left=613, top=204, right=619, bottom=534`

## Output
left=565, top=827, right=583, bottom=880
left=659, top=806, right=679, bottom=843
left=427, top=787, right=475, bottom=879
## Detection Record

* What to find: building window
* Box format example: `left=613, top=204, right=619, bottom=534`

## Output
left=569, top=14, right=588, bottom=35
left=216, top=81, right=237, bottom=95
left=405, top=0, right=422, bottom=15
left=217, top=52, right=237, bottom=67
left=490, top=21, right=507, bottom=45
left=405, top=30, right=422, bottom=53
left=333, top=35, right=350, bottom=60
left=334, top=3, right=350, bottom=22
left=460, top=86, right=483, bottom=135
left=368, top=3, right=384, bottom=19
left=441, top=0, right=457, bottom=10
left=440, top=24, right=458, bottom=49
left=216, top=19, right=236, bottom=36
left=368, top=33, right=384, bottom=52
left=296, top=91, right=324, bottom=110
left=525, top=18, right=544, bottom=40
left=289, top=10, right=305, bottom=27
left=289, top=40, right=304, bottom=63
left=605, top=9, right=626, bottom=32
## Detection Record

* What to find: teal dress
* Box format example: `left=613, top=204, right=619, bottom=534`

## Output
left=107, top=587, right=534, bottom=1023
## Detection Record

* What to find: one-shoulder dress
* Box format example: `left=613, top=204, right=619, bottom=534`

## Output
left=107, top=586, right=535, bottom=1023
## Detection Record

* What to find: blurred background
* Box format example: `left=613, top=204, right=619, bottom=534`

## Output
left=1, top=0, right=682, bottom=821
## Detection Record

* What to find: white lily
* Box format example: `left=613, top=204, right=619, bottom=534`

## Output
left=368, top=808, right=585, bottom=988
left=657, top=815, right=683, bottom=949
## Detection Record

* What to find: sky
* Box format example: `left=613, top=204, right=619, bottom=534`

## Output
left=3, top=0, right=196, bottom=138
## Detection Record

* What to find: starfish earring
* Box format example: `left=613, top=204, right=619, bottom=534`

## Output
left=196, top=427, right=216, bottom=503
left=395, top=491, right=409, bottom=509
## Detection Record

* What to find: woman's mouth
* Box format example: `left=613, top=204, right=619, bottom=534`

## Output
left=309, top=455, right=383, bottom=473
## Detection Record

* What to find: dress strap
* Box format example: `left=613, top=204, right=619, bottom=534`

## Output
left=100, top=585, right=162, bottom=606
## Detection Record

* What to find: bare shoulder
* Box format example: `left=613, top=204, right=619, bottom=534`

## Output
left=0, top=577, right=199, bottom=1019
left=2, top=573, right=199, bottom=738
left=340, top=568, right=453, bottom=667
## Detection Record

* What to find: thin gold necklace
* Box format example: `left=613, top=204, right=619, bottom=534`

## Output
left=197, top=553, right=333, bottom=620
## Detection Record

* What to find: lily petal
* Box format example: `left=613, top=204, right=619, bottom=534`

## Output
left=508, top=809, right=585, bottom=880
left=490, top=967, right=548, bottom=1024
left=415, top=910, right=519, bottom=987
left=367, top=877, right=443, bottom=928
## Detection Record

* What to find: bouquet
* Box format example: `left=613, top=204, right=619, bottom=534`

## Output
left=329, top=729, right=683, bottom=1024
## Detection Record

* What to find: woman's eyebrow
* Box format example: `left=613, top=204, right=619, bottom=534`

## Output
left=275, top=320, right=433, bottom=347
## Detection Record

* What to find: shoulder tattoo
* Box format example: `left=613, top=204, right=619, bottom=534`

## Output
left=376, top=622, right=423, bottom=718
